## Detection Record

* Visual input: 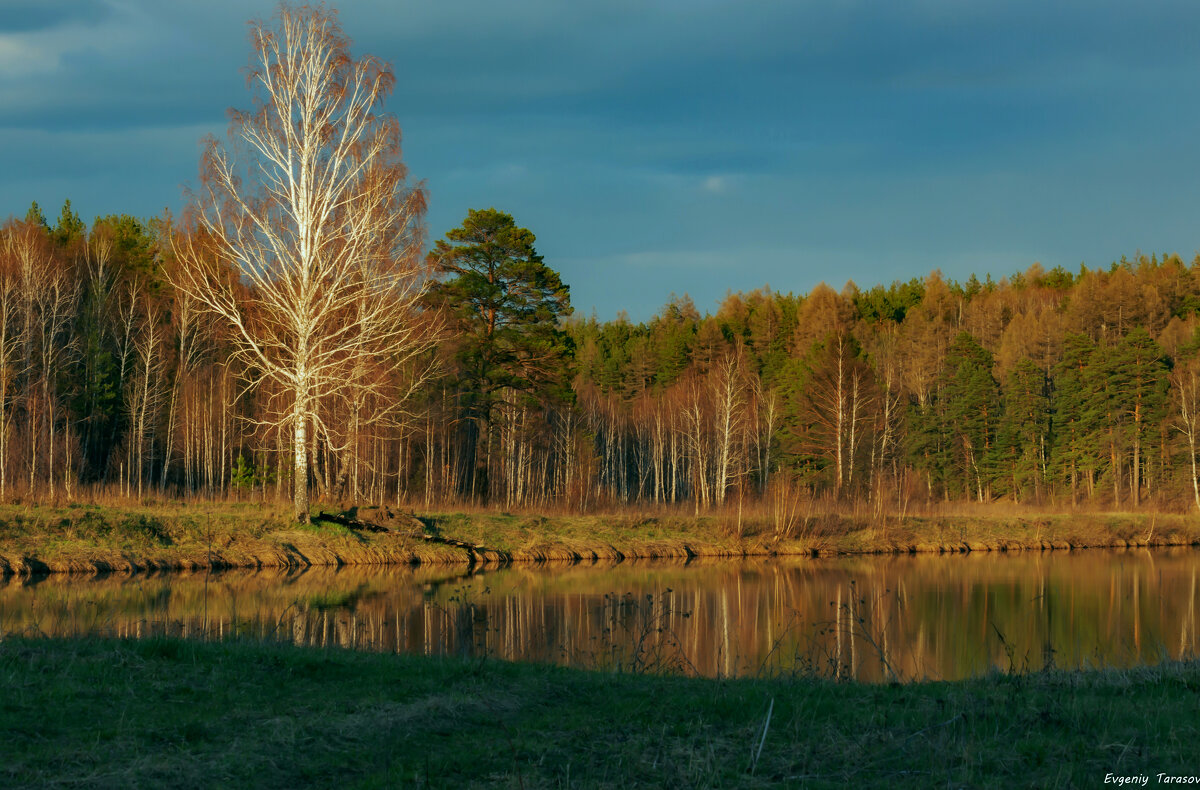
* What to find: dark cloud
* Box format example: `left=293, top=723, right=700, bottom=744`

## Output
left=0, top=0, right=112, bottom=33
left=6, top=1, right=1200, bottom=318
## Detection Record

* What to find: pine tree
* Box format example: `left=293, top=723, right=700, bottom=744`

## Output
left=937, top=331, right=1000, bottom=501
left=426, top=208, right=573, bottom=500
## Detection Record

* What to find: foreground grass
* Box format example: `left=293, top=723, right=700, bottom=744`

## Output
left=1, top=637, right=1198, bottom=788
left=1, top=501, right=1200, bottom=573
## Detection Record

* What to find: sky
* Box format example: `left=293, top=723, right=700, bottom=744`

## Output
left=4, top=1, right=1200, bottom=321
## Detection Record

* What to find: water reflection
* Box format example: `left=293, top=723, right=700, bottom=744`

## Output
left=2, top=550, right=1199, bottom=681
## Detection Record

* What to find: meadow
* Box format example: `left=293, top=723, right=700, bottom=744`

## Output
left=1, top=634, right=1196, bottom=788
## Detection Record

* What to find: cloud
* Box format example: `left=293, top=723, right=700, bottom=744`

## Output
left=0, top=0, right=112, bottom=34
left=0, top=35, right=56, bottom=76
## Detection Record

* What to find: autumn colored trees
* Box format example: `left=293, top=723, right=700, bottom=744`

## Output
left=561, top=262, right=1199, bottom=515
left=9, top=194, right=1200, bottom=518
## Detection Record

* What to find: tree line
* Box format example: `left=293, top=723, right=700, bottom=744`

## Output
left=566, top=253, right=1200, bottom=515
left=5, top=196, right=1200, bottom=514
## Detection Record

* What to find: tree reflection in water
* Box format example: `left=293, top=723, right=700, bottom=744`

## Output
left=2, top=550, right=1198, bottom=681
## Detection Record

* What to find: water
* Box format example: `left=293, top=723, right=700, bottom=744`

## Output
left=2, top=548, right=1198, bottom=681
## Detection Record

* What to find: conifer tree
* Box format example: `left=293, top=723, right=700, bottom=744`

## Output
left=426, top=208, right=572, bottom=499
left=999, top=357, right=1050, bottom=502
left=1105, top=328, right=1170, bottom=506
left=1053, top=333, right=1099, bottom=502
left=937, top=331, right=1000, bottom=501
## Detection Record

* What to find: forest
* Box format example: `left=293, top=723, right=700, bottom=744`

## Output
left=4, top=197, right=1200, bottom=517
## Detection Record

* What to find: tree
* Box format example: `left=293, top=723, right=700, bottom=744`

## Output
left=52, top=200, right=86, bottom=249
left=786, top=331, right=875, bottom=494
left=0, top=222, right=34, bottom=500
left=1172, top=352, right=1200, bottom=511
left=1100, top=328, right=1169, bottom=507
left=710, top=345, right=748, bottom=506
left=426, top=208, right=572, bottom=500
left=999, top=357, right=1050, bottom=502
left=1052, top=333, right=1099, bottom=503
left=172, top=5, right=436, bottom=522
left=938, top=332, right=1000, bottom=501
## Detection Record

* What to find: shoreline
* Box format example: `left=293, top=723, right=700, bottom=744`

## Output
left=3, top=531, right=1199, bottom=576
left=1, top=503, right=1199, bottom=575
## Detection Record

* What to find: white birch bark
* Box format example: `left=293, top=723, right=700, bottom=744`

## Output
left=171, top=6, right=439, bottom=521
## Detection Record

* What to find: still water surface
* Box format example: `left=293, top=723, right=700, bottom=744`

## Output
left=2, top=549, right=1199, bottom=681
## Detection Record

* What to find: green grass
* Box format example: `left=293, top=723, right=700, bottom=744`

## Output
left=1, top=635, right=1199, bottom=787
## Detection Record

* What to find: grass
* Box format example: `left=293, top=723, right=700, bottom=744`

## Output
left=1, top=635, right=1199, bottom=787
left=0, top=502, right=464, bottom=573
left=1, top=501, right=1200, bottom=574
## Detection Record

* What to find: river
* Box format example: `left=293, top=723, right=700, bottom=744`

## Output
left=2, top=548, right=1197, bottom=681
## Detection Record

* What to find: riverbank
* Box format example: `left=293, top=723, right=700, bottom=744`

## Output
left=1, top=635, right=1195, bottom=787
left=0, top=502, right=1198, bottom=574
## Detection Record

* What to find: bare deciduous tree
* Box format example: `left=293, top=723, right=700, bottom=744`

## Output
left=1173, top=359, right=1200, bottom=512
left=711, top=347, right=747, bottom=507
left=0, top=223, right=34, bottom=500
left=172, top=5, right=438, bottom=521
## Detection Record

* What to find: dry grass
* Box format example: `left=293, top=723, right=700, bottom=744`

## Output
left=0, top=499, right=1197, bottom=576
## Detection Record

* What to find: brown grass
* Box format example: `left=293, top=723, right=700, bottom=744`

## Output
left=0, top=498, right=1197, bottom=575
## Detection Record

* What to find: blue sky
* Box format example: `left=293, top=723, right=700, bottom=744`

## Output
left=4, top=1, right=1200, bottom=320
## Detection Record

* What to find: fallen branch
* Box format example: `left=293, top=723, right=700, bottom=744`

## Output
left=316, top=511, right=512, bottom=564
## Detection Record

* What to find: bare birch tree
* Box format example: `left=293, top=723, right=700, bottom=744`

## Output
left=711, top=348, right=746, bottom=507
left=172, top=5, right=437, bottom=521
left=34, top=262, right=79, bottom=500
left=0, top=224, right=32, bottom=500
left=1173, top=358, right=1200, bottom=512
left=795, top=331, right=875, bottom=495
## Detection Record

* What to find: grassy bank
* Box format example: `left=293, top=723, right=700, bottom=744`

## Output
left=1, top=502, right=1199, bottom=574
left=1, top=635, right=1197, bottom=787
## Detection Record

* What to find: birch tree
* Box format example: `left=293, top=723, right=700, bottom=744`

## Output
left=790, top=331, right=875, bottom=495
left=0, top=224, right=32, bottom=500
left=710, top=348, right=746, bottom=506
left=172, top=5, right=437, bottom=521
left=1173, top=356, right=1200, bottom=511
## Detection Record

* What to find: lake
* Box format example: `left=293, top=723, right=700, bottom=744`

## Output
left=2, top=548, right=1197, bottom=681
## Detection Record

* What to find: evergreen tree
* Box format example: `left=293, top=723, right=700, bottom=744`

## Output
left=426, top=208, right=573, bottom=499
left=1052, top=333, right=1100, bottom=503
left=24, top=202, right=49, bottom=230
left=999, top=357, right=1050, bottom=502
left=647, top=297, right=696, bottom=387
left=937, top=332, right=1000, bottom=501
left=53, top=199, right=85, bottom=248
left=1103, top=328, right=1170, bottom=506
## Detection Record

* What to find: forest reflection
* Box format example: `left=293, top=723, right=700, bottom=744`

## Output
left=2, top=550, right=1199, bottom=681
